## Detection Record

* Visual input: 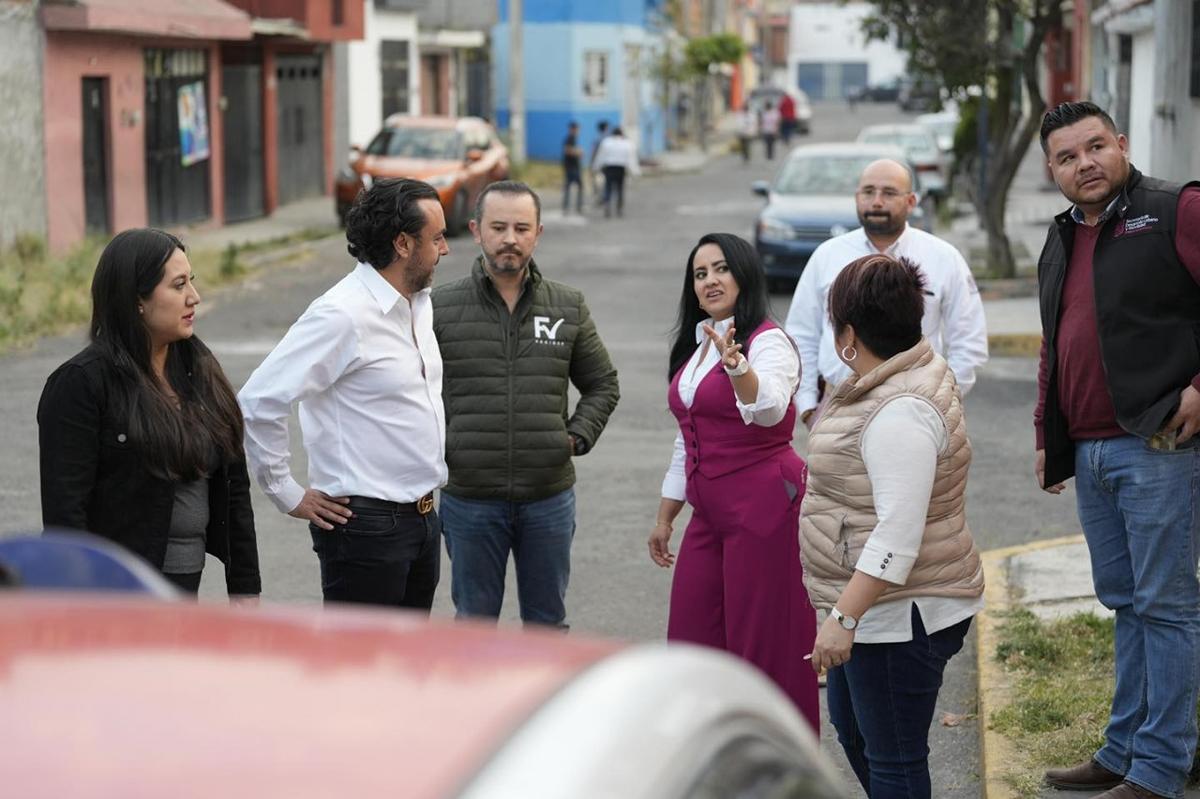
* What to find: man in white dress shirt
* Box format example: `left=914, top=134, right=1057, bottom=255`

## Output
left=784, top=159, right=988, bottom=425
left=238, top=179, right=450, bottom=608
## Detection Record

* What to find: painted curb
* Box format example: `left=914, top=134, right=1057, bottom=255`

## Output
left=977, top=534, right=1087, bottom=799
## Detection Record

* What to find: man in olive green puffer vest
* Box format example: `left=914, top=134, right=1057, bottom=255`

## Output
left=431, top=181, right=619, bottom=629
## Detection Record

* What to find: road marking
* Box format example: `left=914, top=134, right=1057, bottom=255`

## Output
left=675, top=199, right=762, bottom=216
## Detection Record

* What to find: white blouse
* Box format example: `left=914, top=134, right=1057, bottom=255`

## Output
left=660, top=317, right=799, bottom=501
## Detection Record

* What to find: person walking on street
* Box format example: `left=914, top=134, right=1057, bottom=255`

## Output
left=1035, top=101, right=1200, bottom=799
left=779, top=91, right=797, bottom=145
left=760, top=101, right=781, bottom=160
left=736, top=105, right=757, bottom=164
left=590, top=120, right=609, bottom=208
left=561, top=121, right=584, bottom=215
left=801, top=254, right=984, bottom=799
left=648, top=233, right=819, bottom=729
left=592, top=126, right=640, bottom=218
left=432, top=181, right=620, bottom=629
left=784, top=159, right=988, bottom=429
left=238, top=178, right=450, bottom=609
left=38, top=228, right=261, bottom=601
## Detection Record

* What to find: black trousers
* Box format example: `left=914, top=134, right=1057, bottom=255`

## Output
left=309, top=496, right=441, bottom=610
left=601, top=165, right=626, bottom=216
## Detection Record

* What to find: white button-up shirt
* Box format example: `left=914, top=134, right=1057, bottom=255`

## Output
left=784, top=225, right=988, bottom=411
left=238, top=262, right=447, bottom=513
left=661, top=317, right=799, bottom=501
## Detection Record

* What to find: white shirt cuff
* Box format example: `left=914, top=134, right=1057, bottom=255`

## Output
left=661, top=473, right=687, bottom=502
left=856, top=539, right=917, bottom=585
left=270, top=478, right=307, bottom=515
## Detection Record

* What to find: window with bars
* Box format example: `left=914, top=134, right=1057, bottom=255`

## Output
left=583, top=51, right=609, bottom=100
left=381, top=40, right=411, bottom=119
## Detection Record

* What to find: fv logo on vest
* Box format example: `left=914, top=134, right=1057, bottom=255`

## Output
left=534, top=316, right=566, bottom=342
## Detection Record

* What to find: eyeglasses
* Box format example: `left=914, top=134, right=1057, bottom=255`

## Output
left=856, top=187, right=909, bottom=200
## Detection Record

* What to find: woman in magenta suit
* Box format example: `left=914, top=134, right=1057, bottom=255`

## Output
left=647, top=232, right=818, bottom=729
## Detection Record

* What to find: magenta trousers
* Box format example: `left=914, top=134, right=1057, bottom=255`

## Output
left=667, top=453, right=820, bottom=731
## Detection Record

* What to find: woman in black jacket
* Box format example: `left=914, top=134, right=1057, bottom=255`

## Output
left=37, top=228, right=260, bottom=600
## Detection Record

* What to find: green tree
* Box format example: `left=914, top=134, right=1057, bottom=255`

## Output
left=862, top=0, right=1062, bottom=277
left=682, top=33, right=748, bottom=151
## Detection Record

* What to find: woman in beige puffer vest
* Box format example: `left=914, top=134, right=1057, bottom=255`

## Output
left=800, top=254, right=984, bottom=799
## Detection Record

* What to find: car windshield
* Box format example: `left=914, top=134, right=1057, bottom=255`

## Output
left=861, top=132, right=937, bottom=158
left=774, top=155, right=878, bottom=194
left=366, top=127, right=462, bottom=160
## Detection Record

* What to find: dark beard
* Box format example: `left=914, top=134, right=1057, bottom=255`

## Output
left=484, top=249, right=530, bottom=275
left=859, top=211, right=903, bottom=237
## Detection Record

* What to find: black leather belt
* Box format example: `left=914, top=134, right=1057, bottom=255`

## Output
left=347, top=493, right=435, bottom=515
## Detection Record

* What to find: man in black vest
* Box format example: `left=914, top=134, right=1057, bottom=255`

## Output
left=1035, top=101, right=1200, bottom=799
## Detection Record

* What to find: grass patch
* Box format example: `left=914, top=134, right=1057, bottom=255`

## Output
left=508, top=159, right=564, bottom=194
left=990, top=609, right=1114, bottom=795
left=987, top=333, right=1042, bottom=358
left=0, top=226, right=336, bottom=353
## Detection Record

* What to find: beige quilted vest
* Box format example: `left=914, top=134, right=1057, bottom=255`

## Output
left=799, top=338, right=984, bottom=610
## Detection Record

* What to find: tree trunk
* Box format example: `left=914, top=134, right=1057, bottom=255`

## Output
left=981, top=187, right=1015, bottom=278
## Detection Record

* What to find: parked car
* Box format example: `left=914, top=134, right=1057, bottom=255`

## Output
left=898, top=77, right=941, bottom=112
left=746, top=85, right=813, bottom=134
left=916, top=109, right=960, bottom=154
left=856, top=123, right=948, bottom=199
left=752, top=143, right=934, bottom=291
left=848, top=77, right=902, bottom=103
left=0, top=593, right=849, bottom=798
left=335, top=115, right=510, bottom=235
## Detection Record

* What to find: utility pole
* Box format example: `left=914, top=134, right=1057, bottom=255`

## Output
left=1149, top=0, right=1192, bottom=177
left=509, top=0, right=526, bottom=165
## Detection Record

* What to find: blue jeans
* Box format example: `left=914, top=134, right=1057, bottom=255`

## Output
left=440, top=488, right=576, bottom=628
left=826, top=607, right=971, bottom=799
left=1076, top=435, right=1200, bottom=798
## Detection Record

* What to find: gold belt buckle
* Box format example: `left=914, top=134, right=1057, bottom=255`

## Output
left=417, top=493, right=434, bottom=515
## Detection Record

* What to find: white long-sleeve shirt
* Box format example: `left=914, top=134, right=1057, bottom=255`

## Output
left=784, top=225, right=988, bottom=412
left=238, top=262, right=447, bottom=514
left=591, top=135, right=641, bottom=175
left=844, top=396, right=984, bottom=643
left=661, top=317, right=799, bottom=501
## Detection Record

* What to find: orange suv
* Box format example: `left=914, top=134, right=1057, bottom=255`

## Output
left=335, top=115, right=510, bottom=235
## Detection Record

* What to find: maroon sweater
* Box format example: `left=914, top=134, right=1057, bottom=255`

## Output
left=1035, top=186, right=1200, bottom=448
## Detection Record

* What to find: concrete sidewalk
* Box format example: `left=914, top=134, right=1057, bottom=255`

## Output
left=978, top=537, right=1200, bottom=798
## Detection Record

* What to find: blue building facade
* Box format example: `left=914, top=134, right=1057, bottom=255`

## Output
left=493, top=0, right=668, bottom=162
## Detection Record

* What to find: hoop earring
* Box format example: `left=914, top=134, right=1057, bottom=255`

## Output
left=840, top=344, right=857, bottom=361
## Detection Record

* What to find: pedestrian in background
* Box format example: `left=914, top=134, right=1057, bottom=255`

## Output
left=238, top=178, right=449, bottom=609
left=779, top=90, right=797, bottom=145
left=561, top=120, right=584, bottom=215
left=735, top=104, right=757, bottom=164
left=38, top=228, right=261, bottom=601
left=592, top=126, right=640, bottom=218
left=648, top=232, right=818, bottom=730
left=433, top=181, right=619, bottom=629
left=801, top=254, right=984, bottom=799
left=590, top=120, right=609, bottom=208
left=785, top=159, right=987, bottom=430
left=1036, top=101, right=1200, bottom=799
left=760, top=101, right=781, bottom=160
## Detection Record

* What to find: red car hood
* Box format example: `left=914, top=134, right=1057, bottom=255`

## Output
left=356, top=156, right=459, bottom=180
left=0, top=596, right=620, bottom=798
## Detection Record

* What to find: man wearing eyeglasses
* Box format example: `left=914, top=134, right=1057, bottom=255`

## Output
left=784, top=159, right=988, bottom=427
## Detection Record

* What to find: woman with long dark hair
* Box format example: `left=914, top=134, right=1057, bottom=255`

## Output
left=37, top=228, right=260, bottom=599
left=647, top=232, right=818, bottom=728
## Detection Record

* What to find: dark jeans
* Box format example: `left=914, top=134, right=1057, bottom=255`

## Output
left=309, top=496, right=441, bottom=610
left=601, top=165, right=626, bottom=217
left=763, top=133, right=777, bottom=160
left=163, top=570, right=202, bottom=595
left=440, top=488, right=575, bottom=628
left=826, top=606, right=972, bottom=799
left=562, top=167, right=582, bottom=213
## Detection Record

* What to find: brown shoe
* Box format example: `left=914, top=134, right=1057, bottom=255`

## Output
left=1043, top=759, right=1123, bottom=790
left=1089, top=781, right=1168, bottom=798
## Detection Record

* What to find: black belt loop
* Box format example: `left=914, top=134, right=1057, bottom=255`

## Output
left=347, top=493, right=435, bottom=516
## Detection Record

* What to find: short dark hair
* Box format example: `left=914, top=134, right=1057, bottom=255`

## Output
left=668, top=233, right=773, bottom=380
left=473, top=180, right=542, bottom=224
left=827, top=254, right=926, bottom=360
left=344, top=178, right=440, bottom=270
left=597, top=120, right=609, bottom=132
left=1039, top=101, right=1118, bottom=153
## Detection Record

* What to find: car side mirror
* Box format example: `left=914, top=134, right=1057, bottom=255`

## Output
left=465, top=149, right=484, bottom=162
left=751, top=180, right=770, bottom=197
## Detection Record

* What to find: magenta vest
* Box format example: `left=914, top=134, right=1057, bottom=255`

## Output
left=669, top=321, right=798, bottom=480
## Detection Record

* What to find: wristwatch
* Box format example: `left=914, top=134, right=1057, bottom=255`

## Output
left=830, top=607, right=858, bottom=631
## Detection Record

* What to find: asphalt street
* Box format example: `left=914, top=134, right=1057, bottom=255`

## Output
left=1, top=100, right=1081, bottom=797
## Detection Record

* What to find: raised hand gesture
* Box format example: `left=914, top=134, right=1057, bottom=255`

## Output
left=701, top=323, right=744, bottom=372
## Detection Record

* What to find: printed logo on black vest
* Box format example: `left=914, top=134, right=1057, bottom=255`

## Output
left=1113, top=213, right=1159, bottom=238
